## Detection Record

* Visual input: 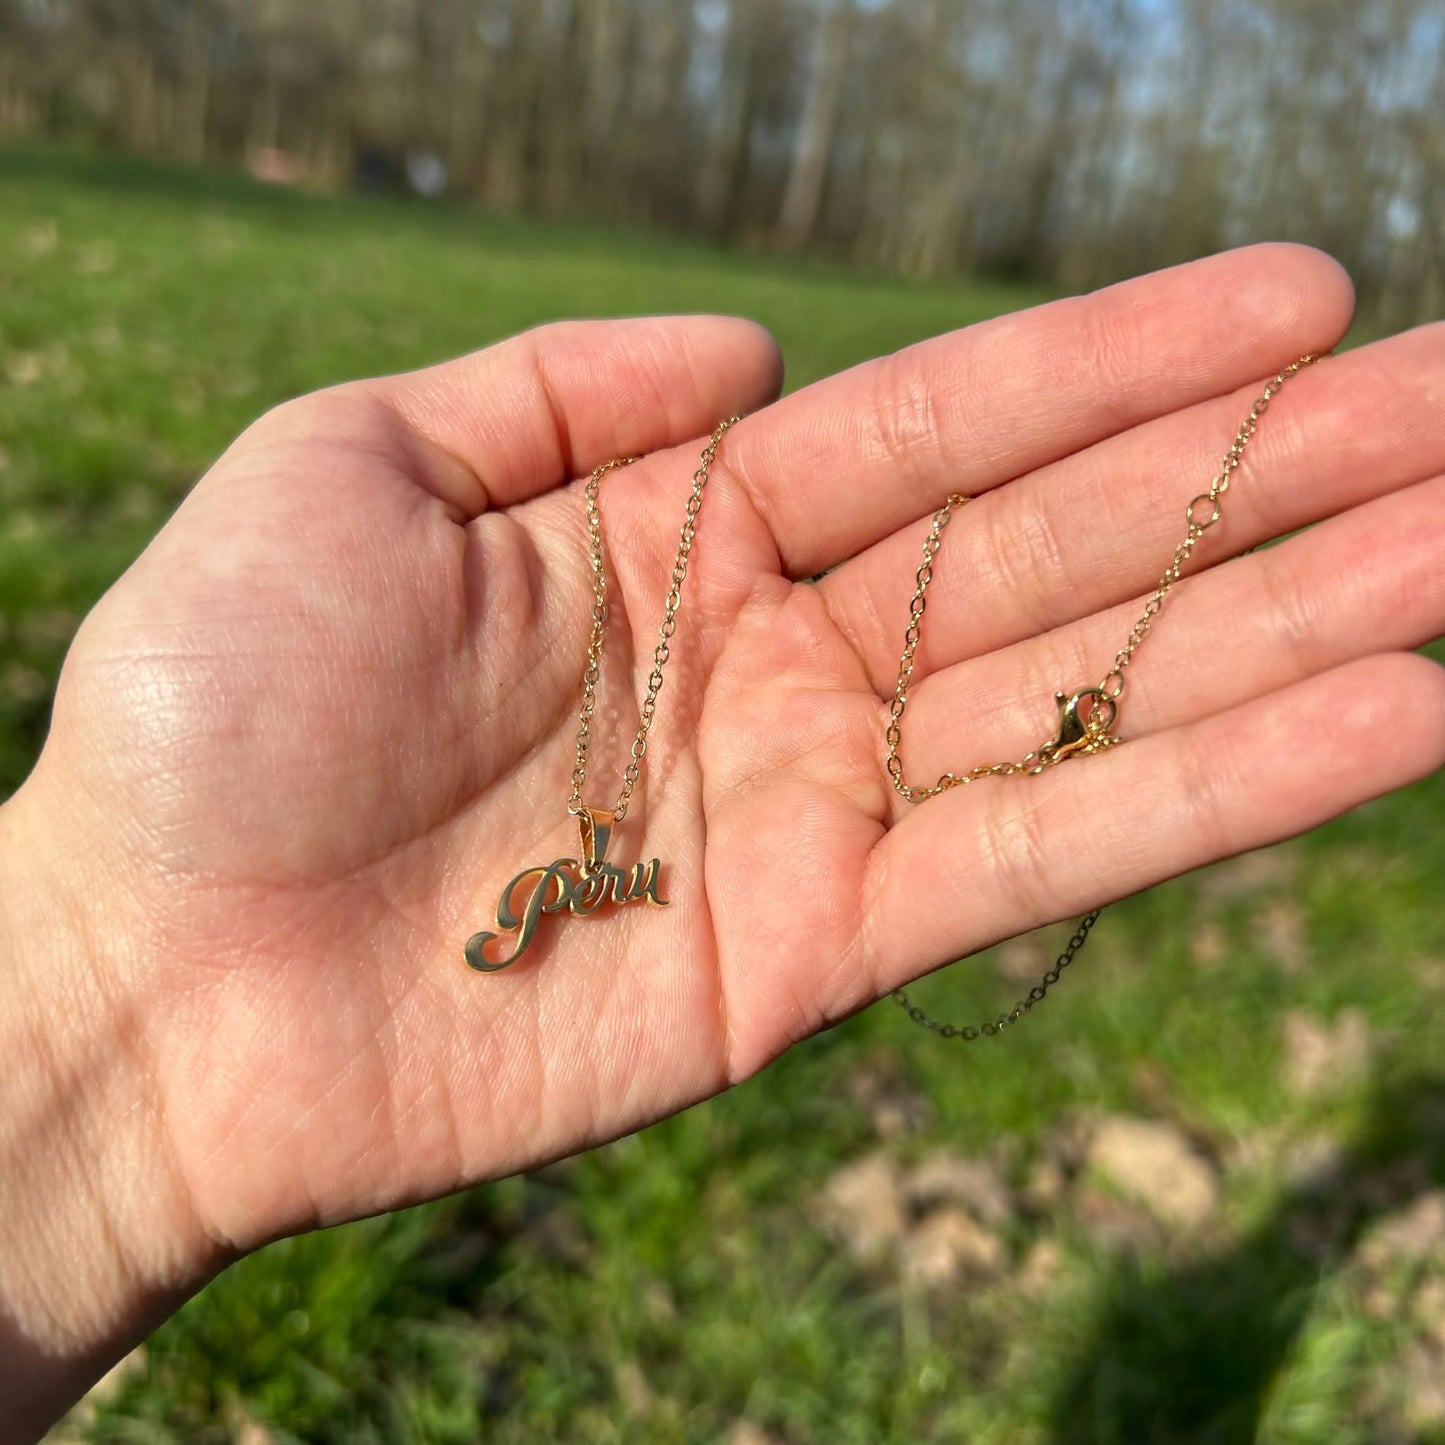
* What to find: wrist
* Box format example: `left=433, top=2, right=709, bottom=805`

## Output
left=0, top=781, right=224, bottom=1441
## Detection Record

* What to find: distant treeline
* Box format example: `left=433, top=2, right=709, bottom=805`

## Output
left=2, top=0, right=1441, bottom=325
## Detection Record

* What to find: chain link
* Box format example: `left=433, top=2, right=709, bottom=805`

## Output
left=893, top=910, right=1100, bottom=1039
left=1097, top=353, right=1317, bottom=703
left=567, top=416, right=740, bottom=824
left=885, top=355, right=1317, bottom=1038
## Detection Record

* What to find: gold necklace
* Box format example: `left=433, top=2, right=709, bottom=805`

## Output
left=464, top=417, right=739, bottom=971
left=885, top=355, right=1318, bottom=1038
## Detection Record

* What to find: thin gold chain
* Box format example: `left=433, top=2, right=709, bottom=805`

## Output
left=567, top=416, right=740, bottom=824
left=883, top=493, right=1125, bottom=804
left=887, top=354, right=1318, bottom=1038
left=1097, top=352, right=1318, bottom=704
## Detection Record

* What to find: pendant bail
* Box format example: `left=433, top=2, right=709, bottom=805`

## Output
left=577, top=808, right=615, bottom=873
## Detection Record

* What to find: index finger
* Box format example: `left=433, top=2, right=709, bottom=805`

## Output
left=719, top=244, right=1355, bottom=577
left=356, top=315, right=784, bottom=517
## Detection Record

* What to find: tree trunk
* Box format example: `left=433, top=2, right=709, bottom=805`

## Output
left=776, top=0, right=851, bottom=250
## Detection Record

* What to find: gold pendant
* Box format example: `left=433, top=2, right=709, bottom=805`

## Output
left=464, top=808, right=667, bottom=972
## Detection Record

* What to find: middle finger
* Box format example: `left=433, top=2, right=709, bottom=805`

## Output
left=820, top=323, right=1445, bottom=693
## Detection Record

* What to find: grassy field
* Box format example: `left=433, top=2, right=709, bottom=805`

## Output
left=4, top=148, right=1444, bottom=1445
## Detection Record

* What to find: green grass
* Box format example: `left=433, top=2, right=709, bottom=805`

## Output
left=4, top=147, right=1443, bottom=1444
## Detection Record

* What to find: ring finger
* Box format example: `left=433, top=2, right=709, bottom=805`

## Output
left=882, top=473, right=1445, bottom=819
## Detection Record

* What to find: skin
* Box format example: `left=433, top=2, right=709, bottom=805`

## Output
left=1, top=244, right=1443, bottom=1439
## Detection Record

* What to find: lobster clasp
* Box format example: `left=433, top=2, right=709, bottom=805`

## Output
left=1038, top=688, right=1117, bottom=765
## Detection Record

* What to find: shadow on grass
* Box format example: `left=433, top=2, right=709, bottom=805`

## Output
left=1048, top=1072, right=1445, bottom=1444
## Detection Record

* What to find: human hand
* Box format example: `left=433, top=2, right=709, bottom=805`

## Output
left=3, top=244, right=1442, bottom=1435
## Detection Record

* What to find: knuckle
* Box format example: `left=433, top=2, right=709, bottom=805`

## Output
left=1254, top=549, right=1322, bottom=677
left=1048, top=295, right=1141, bottom=433
left=1168, top=725, right=1239, bottom=862
left=870, top=348, right=945, bottom=483
left=977, top=789, right=1055, bottom=923
left=980, top=485, right=1074, bottom=637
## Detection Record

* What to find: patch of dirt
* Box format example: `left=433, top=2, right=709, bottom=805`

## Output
left=820, top=1146, right=1012, bottom=1290
left=1281, top=1007, right=1372, bottom=1099
left=845, top=1051, right=933, bottom=1140
left=1023, top=1155, right=1069, bottom=1213
left=1016, top=1238, right=1063, bottom=1295
left=1359, top=1191, right=1445, bottom=1273
left=614, top=1359, right=654, bottom=1418
left=900, top=1207, right=1006, bottom=1287
left=819, top=1152, right=906, bottom=1262
left=1085, top=1116, right=1221, bottom=1231
left=1255, top=898, right=1308, bottom=973
left=1402, top=1339, right=1445, bottom=1430
left=729, top=1423, right=781, bottom=1445
left=1196, top=843, right=1301, bottom=901
left=1072, top=1184, right=1162, bottom=1251
left=902, top=1150, right=1013, bottom=1227
left=1190, top=921, right=1228, bottom=969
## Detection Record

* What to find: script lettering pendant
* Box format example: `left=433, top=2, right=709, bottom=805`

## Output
left=464, top=809, right=666, bottom=971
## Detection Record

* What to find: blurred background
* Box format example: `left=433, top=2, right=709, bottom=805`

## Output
left=2, top=2, right=1443, bottom=1442
left=3, top=0, right=1443, bottom=321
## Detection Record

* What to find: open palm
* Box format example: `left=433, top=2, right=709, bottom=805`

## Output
left=25, top=245, right=1445, bottom=1262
